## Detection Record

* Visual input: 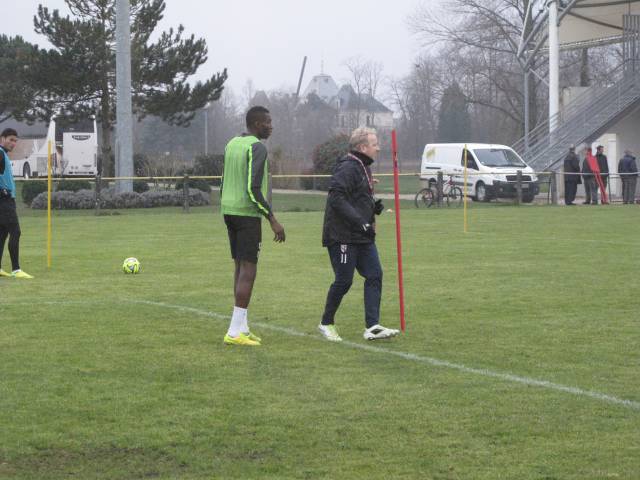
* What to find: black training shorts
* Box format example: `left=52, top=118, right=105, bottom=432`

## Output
left=224, top=214, right=262, bottom=264
left=0, top=198, right=19, bottom=226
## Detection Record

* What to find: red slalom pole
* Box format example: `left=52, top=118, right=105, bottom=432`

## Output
left=391, top=130, right=406, bottom=333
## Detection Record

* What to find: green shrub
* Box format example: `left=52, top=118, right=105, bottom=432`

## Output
left=56, top=179, right=92, bottom=192
left=21, top=181, right=48, bottom=205
left=308, top=134, right=349, bottom=191
left=193, top=154, right=224, bottom=186
left=175, top=176, right=212, bottom=193
left=133, top=180, right=150, bottom=193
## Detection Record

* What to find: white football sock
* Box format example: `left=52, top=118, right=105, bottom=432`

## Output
left=227, top=306, right=247, bottom=337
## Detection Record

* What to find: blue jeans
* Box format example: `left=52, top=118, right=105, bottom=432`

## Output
left=321, top=242, right=382, bottom=328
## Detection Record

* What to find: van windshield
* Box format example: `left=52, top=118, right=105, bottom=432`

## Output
left=474, top=148, right=526, bottom=168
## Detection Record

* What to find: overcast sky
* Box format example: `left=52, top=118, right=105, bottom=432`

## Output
left=6, top=0, right=430, bottom=102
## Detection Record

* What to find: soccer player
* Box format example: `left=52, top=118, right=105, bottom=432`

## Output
left=0, top=128, right=34, bottom=279
left=220, top=106, right=285, bottom=346
left=318, top=127, right=398, bottom=342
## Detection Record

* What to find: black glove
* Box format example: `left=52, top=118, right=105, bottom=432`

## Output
left=374, top=199, right=384, bottom=215
left=0, top=188, right=10, bottom=199
left=362, top=223, right=375, bottom=239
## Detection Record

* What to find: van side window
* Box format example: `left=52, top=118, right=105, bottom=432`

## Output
left=461, top=151, right=478, bottom=169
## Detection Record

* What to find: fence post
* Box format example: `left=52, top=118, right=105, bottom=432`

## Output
left=516, top=170, right=523, bottom=205
left=95, top=174, right=101, bottom=216
left=436, top=171, right=444, bottom=207
left=183, top=174, right=189, bottom=213
left=550, top=171, right=558, bottom=205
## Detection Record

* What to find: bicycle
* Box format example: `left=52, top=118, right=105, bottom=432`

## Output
left=414, top=176, right=464, bottom=208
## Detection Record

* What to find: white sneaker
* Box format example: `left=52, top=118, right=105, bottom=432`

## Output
left=318, top=324, right=342, bottom=342
left=363, top=324, right=399, bottom=340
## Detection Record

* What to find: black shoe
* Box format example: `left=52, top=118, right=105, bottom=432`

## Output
left=582, top=202, right=590, bottom=205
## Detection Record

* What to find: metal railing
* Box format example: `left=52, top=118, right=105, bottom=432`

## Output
left=513, top=61, right=640, bottom=171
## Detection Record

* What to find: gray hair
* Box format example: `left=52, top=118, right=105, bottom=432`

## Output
left=349, top=127, right=377, bottom=150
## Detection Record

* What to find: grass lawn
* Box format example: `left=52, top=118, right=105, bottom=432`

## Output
left=371, top=173, right=423, bottom=195
left=1, top=200, right=639, bottom=479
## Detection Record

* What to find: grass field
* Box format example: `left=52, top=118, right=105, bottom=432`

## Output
left=2, top=199, right=640, bottom=479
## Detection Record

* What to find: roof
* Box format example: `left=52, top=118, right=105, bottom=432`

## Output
left=519, top=0, right=640, bottom=62
left=426, top=143, right=514, bottom=150
left=333, top=85, right=392, bottom=113
left=302, top=74, right=339, bottom=103
left=559, top=0, right=640, bottom=46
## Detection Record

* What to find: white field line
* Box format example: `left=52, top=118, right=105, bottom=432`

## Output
left=6, top=298, right=639, bottom=410
left=131, top=299, right=640, bottom=411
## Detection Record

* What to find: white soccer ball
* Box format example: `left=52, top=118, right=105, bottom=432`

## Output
left=122, top=257, right=141, bottom=274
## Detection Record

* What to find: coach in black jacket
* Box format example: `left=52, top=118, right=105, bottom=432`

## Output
left=563, top=145, right=581, bottom=205
left=318, top=127, right=399, bottom=342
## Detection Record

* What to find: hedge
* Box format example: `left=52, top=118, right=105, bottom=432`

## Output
left=31, top=188, right=211, bottom=210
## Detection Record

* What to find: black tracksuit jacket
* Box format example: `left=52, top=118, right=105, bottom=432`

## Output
left=322, top=151, right=377, bottom=247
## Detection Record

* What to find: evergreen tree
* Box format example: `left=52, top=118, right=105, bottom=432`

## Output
left=0, top=35, right=43, bottom=123
left=28, top=0, right=227, bottom=175
left=437, top=82, right=471, bottom=142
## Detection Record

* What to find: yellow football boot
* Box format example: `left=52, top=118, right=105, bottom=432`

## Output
left=12, top=270, right=34, bottom=279
left=223, top=333, right=260, bottom=346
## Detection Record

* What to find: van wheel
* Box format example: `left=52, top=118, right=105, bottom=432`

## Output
left=23, top=164, right=31, bottom=179
left=475, top=182, right=489, bottom=202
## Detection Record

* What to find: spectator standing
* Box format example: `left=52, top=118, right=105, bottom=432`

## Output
left=618, top=150, right=638, bottom=204
left=596, top=145, right=610, bottom=195
left=582, top=147, right=598, bottom=205
left=563, top=145, right=581, bottom=205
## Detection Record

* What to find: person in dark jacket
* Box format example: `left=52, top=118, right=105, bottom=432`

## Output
left=582, top=147, right=598, bottom=205
left=563, top=145, right=581, bottom=205
left=596, top=145, right=609, bottom=193
left=318, top=127, right=399, bottom=342
left=618, top=150, right=638, bottom=204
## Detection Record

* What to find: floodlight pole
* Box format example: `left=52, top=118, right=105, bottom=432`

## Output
left=115, top=0, right=134, bottom=193
left=548, top=0, right=560, bottom=134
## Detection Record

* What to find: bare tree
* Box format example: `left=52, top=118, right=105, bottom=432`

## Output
left=242, top=78, right=255, bottom=109
left=388, top=55, right=442, bottom=160
left=410, top=0, right=546, bottom=141
left=364, top=61, right=384, bottom=125
left=343, top=56, right=367, bottom=127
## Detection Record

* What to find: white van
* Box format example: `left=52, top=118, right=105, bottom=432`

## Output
left=420, top=143, right=539, bottom=202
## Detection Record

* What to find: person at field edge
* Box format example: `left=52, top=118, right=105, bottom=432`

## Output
left=220, top=106, right=285, bottom=346
left=618, top=150, right=638, bottom=204
left=319, top=127, right=399, bottom=342
left=595, top=145, right=610, bottom=199
left=581, top=147, right=599, bottom=205
left=563, top=145, right=581, bottom=205
left=0, top=128, right=33, bottom=279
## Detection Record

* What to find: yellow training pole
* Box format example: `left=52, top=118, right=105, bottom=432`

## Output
left=463, top=145, right=468, bottom=234
left=47, top=140, right=52, bottom=268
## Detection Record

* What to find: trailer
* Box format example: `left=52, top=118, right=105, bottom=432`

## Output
left=10, top=115, right=98, bottom=178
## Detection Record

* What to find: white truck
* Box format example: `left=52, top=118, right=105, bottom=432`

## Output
left=10, top=115, right=98, bottom=178
left=420, top=143, right=540, bottom=202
